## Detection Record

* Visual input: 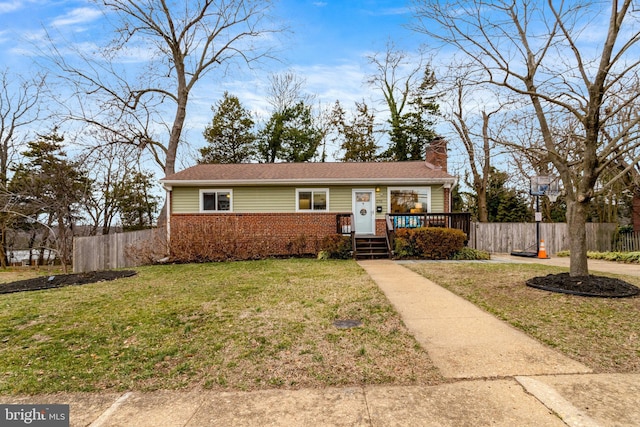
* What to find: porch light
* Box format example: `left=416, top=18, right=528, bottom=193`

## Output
left=375, top=187, right=381, bottom=192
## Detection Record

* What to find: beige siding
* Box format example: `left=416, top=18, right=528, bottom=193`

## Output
left=330, top=187, right=355, bottom=212
left=431, top=186, right=445, bottom=212
left=171, top=184, right=447, bottom=214
left=172, top=187, right=200, bottom=213
left=234, top=187, right=294, bottom=212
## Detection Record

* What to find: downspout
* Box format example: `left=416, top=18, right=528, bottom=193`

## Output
left=450, top=176, right=458, bottom=212
left=443, top=177, right=458, bottom=213
left=164, top=185, right=172, bottom=255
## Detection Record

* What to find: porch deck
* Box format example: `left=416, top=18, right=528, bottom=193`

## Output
left=337, top=213, right=472, bottom=259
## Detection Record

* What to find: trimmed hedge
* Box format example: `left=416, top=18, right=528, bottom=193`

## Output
left=394, top=227, right=467, bottom=260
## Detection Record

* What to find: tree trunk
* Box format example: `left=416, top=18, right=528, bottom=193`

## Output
left=476, top=186, right=488, bottom=222
left=566, top=199, right=589, bottom=277
left=0, top=226, right=7, bottom=268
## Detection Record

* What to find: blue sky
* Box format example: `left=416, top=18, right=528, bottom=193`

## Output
left=0, top=0, right=424, bottom=163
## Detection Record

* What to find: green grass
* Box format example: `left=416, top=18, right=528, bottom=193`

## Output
left=0, top=259, right=440, bottom=395
left=405, top=262, right=640, bottom=373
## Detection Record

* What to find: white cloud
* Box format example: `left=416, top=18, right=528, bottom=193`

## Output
left=51, top=7, right=102, bottom=27
left=0, top=0, right=23, bottom=14
left=376, top=7, right=409, bottom=16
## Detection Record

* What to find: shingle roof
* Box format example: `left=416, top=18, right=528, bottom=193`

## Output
left=161, top=161, right=455, bottom=186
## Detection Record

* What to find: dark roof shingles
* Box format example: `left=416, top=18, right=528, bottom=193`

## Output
left=162, top=161, right=453, bottom=182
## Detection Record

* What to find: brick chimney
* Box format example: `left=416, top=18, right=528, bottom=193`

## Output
left=425, top=136, right=448, bottom=172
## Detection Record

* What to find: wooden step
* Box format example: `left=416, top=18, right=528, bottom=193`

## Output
left=354, top=236, right=390, bottom=259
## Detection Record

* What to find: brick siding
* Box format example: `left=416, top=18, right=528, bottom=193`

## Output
left=170, top=212, right=349, bottom=260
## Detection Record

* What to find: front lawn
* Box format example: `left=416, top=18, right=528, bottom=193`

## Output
left=406, top=262, right=640, bottom=373
left=0, top=259, right=440, bottom=395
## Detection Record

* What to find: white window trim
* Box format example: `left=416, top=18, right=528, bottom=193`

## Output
left=199, top=189, right=233, bottom=213
left=295, top=188, right=330, bottom=212
left=387, top=187, right=431, bottom=213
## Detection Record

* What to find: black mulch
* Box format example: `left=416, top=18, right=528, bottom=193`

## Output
left=526, top=273, right=640, bottom=298
left=0, top=270, right=137, bottom=295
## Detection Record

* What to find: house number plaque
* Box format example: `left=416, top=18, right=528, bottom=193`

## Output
left=359, top=209, right=367, bottom=216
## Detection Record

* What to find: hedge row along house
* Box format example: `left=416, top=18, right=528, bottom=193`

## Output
left=160, top=138, right=471, bottom=260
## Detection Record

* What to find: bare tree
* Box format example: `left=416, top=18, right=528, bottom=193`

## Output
left=414, top=0, right=640, bottom=276
left=367, top=42, right=439, bottom=160
left=81, top=141, right=145, bottom=235
left=267, top=71, right=315, bottom=114
left=439, top=65, right=516, bottom=222
left=49, top=0, right=280, bottom=179
left=0, top=70, right=46, bottom=267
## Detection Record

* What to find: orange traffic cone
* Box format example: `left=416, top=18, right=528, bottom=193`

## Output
left=537, top=239, right=549, bottom=259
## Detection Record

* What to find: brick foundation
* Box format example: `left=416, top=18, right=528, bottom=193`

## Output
left=170, top=213, right=350, bottom=261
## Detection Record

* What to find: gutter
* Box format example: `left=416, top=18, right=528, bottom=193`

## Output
left=160, top=177, right=457, bottom=189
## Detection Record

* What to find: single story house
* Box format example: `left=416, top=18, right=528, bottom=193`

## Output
left=160, top=138, right=468, bottom=260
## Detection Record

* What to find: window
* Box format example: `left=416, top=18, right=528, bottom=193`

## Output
left=200, top=189, right=232, bottom=212
left=389, top=187, right=430, bottom=213
left=296, top=188, right=328, bottom=211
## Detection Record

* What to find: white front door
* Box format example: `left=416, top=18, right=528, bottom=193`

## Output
left=353, top=190, right=375, bottom=234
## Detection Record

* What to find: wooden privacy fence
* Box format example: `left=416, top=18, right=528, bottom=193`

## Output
left=469, top=222, right=617, bottom=255
left=73, top=228, right=164, bottom=273
left=614, top=231, right=640, bottom=252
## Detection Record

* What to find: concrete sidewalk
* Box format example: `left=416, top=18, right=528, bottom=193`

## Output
left=4, top=259, right=640, bottom=426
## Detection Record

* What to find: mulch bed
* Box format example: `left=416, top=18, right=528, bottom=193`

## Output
left=0, top=270, right=137, bottom=295
left=527, top=273, right=640, bottom=298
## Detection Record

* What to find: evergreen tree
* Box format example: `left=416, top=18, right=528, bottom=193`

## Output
left=200, top=92, right=256, bottom=164
left=111, top=171, right=160, bottom=231
left=258, top=101, right=322, bottom=162
left=382, top=69, right=440, bottom=161
left=9, top=129, right=90, bottom=270
left=331, top=100, right=379, bottom=162
left=486, top=169, right=532, bottom=222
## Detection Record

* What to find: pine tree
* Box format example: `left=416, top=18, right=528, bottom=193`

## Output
left=200, top=92, right=256, bottom=164
left=331, top=100, right=379, bottom=162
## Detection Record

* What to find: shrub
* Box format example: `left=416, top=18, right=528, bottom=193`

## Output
left=393, top=234, right=415, bottom=258
left=318, top=234, right=352, bottom=259
left=451, top=247, right=491, bottom=260
left=393, top=227, right=467, bottom=260
left=124, top=228, right=168, bottom=265
left=554, top=250, right=640, bottom=263
left=170, top=220, right=320, bottom=263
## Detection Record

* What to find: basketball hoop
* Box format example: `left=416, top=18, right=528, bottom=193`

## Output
left=530, top=175, right=561, bottom=202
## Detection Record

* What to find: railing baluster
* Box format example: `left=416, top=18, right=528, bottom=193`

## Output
left=385, top=212, right=471, bottom=239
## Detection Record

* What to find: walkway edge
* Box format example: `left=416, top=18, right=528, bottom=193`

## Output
left=88, top=391, right=132, bottom=427
left=516, top=376, right=602, bottom=427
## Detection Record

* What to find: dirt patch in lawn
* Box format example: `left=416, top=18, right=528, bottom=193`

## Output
left=526, top=273, right=639, bottom=298
left=0, top=270, right=137, bottom=294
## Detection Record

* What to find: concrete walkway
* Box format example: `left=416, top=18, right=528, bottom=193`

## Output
left=359, top=260, right=592, bottom=379
left=3, top=258, right=640, bottom=426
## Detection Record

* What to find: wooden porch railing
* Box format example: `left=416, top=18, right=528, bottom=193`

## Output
left=387, top=213, right=471, bottom=236
left=336, top=213, right=356, bottom=257
left=338, top=212, right=472, bottom=258
left=385, top=213, right=472, bottom=256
